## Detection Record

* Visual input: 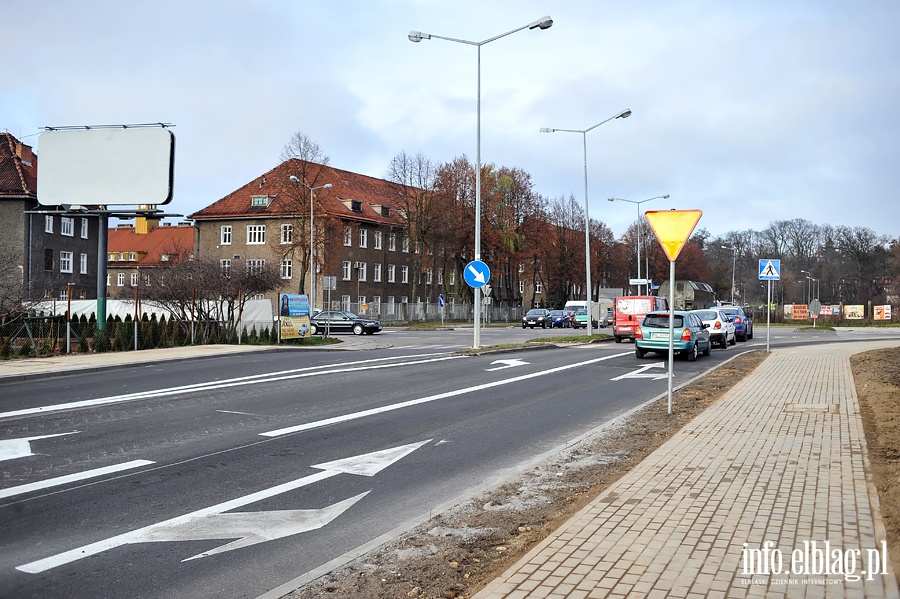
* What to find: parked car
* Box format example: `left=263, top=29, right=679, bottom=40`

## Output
left=691, top=309, right=736, bottom=348
left=549, top=310, right=572, bottom=328
left=634, top=310, right=712, bottom=361
left=716, top=305, right=753, bottom=341
left=309, top=311, right=382, bottom=335
left=522, top=308, right=552, bottom=329
left=572, top=307, right=589, bottom=329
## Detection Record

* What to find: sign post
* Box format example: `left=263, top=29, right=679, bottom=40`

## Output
left=644, top=209, right=703, bottom=414
left=758, top=259, right=781, bottom=351
left=464, top=260, right=491, bottom=348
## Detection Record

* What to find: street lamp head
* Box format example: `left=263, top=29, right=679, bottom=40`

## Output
left=408, top=30, right=430, bottom=42
left=321, top=183, right=333, bottom=190
left=539, top=127, right=555, bottom=133
left=616, top=109, right=633, bottom=119
left=529, top=16, right=553, bottom=30
left=289, top=175, right=300, bottom=184
left=607, top=197, right=618, bottom=202
left=661, top=194, right=670, bottom=199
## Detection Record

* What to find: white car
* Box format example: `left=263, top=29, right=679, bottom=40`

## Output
left=691, top=309, right=736, bottom=349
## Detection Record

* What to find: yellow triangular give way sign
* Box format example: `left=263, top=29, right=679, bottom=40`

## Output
left=644, top=209, right=703, bottom=261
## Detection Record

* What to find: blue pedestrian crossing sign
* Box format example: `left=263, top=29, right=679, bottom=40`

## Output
left=759, top=259, right=781, bottom=280
left=464, top=260, right=490, bottom=288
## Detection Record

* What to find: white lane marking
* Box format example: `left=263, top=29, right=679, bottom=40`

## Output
left=0, top=432, right=80, bottom=462
left=486, top=359, right=529, bottom=371
left=0, top=354, right=461, bottom=421
left=0, top=460, right=155, bottom=500
left=17, top=440, right=430, bottom=573
left=216, top=410, right=261, bottom=416
left=261, top=351, right=633, bottom=437
left=610, top=362, right=668, bottom=381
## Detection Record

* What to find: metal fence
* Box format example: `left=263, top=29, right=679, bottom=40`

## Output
left=326, top=301, right=525, bottom=324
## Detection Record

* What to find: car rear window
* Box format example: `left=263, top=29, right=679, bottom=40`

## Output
left=694, top=311, right=717, bottom=320
left=644, top=315, right=684, bottom=328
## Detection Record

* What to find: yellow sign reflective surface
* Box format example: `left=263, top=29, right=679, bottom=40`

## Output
left=644, top=209, right=703, bottom=261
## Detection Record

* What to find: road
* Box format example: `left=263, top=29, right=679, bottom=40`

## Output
left=0, top=326, right=894, bottom=598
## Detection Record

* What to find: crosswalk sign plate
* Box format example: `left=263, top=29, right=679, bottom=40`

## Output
left=759, top=259, right=781, bottom=280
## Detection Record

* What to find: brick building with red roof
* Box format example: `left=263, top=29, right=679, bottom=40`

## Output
left=106, top=217, right=195, bottom=298
left=189, top=159, right=447, bottom=313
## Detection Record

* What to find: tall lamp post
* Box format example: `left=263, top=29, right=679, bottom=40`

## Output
left=722, top=245, right=736, bottom=304
left=607, top=195, right=669, bottom=295
left=409, top=16, right=553, bottom=349
left=289, top=176, right=332, bottom=310
left=800, top=269, right=810, bottom=304
left=540, top=109, right=632, bottom=335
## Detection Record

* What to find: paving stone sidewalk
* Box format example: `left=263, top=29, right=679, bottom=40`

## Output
left=474, top=341, right=900, bottom=599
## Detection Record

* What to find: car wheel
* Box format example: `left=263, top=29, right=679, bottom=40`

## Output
left=748, top=327, right=753, bottom=339
left=703, top=342, right=711, bottom=357
left=687, top=342, right=698, bottom=362
left=522, top=325, right=526, bottom=329
left=729, top=335, right=736, bottom=346
left=352, top=324, right=364, bottom=336
left=635, top=347, right=645, bottom=358
left=737, top=333, right=746, bottom=342
left=309, top=323, right=318, bottom=335
left=615, top=336, right=622, bottom=343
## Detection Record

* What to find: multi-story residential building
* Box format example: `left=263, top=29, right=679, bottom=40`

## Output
left=189, top=159, right=436, bottom=313
left=0, top=132, right=99, bottom=305
left=106, top=217, right=195, bottom=298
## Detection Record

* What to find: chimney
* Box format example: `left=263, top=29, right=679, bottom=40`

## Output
left=15, top=142, right=34, bottom=166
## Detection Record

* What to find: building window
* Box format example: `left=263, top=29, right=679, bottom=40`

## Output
left=388, top=264, right=396, bottom=283
left=281, top=224, right=293, bottom=244
left=401, top=265, right=409, bottom=284
left=247, top=225, right=266, bottom=244
left=130, top=272, right=138, bottom=287
left=246, top=259, right=266, bottom=275
left=438, top=270, right=443, bottom=285
left=59, top=288, right=68, bottom=300
left=59, top=251, right=73, bottom=273
left=374, top=231, right=382, bottom=250
left=129, top=253, right=137, bottom=261
left=357, top=262, right=367, bottom=282
left=220, top=259, right=231, bottom=277
left=80, top=253, right=88, bottom=274
left=44, top=249, right=53, bottom=271
left=251, top=195, right=270, bottom=207
left=535, top=281, right=543, bottom=294
left=281, top=259, right=292, bottom=279
left=449, top=270, right=456, bottom=286
left=388, top=233, right=397, bottom=252
left=119, top=253, right=126, bottom=260
left=341, top=295, right=351, bottom=310
left=117, top=273, right=125, bottom=286
left=343, top=227, right=352, bottom=246
left=519, top=280, right=525, bottom=293
left=108, top=253, right=116, bottom=262
left=342, top=261, right=351, bottom=280
left=402, top=236, right=410, bottom=253
left=45, top=215, right=53, bottom=233
left=358, top=296, right=366, bottom=305
left=81, top=218, right=89, bottom=239
left=221, top=225, right=232, bottom=245
left=373, top=263, right=382, bottom=282
left=425, top=269, right=433, bottom=285
left=61, top=217, right=74, bottom=237
left=359, top=228, right=368, bottom=248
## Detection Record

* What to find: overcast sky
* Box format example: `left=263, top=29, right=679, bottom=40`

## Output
left=3, top=0, right=899, bottom=242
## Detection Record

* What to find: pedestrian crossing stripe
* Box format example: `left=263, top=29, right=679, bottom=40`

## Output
left=758, top=259, right=781, bottom=280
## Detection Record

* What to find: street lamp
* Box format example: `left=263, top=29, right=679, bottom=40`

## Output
left=800, top=269, right=810, bottom=304
left=607, top=194, right=670, bottom=295
left=721, top=245, right=736, bottom=304
left=409, top=16, right=553, bottom=349
left=289, top=176, right=332, bottom=310
left=540, top=109, right=632, bottom=335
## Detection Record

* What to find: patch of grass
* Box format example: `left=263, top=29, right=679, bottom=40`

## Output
left=527, top=333, right=612, bottom=344
left=453, top=334, right=611, bottom=355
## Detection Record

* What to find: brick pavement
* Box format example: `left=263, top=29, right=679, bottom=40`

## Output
left=474, top=342, right=900, bottom=599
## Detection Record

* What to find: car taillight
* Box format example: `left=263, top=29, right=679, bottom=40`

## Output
left=734, top=317, right=743, bottom=324
left=635, top=329, right=642, bottom=339
left=681, top=329, right=692, bottom=341
left=715, top=322, right=722, bottom=329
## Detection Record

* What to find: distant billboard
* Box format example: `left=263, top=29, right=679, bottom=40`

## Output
left=37, top=127, right=175, bottom=206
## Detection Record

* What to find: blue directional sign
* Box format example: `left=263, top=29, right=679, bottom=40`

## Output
left=439, top=293, right=445, bottom=308
left=464, top=260, right=490, bottom=288
left=759, top=259, right=781, bottom=280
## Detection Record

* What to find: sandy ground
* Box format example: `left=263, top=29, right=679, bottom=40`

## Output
left=284, top=346, right=899, bottom=599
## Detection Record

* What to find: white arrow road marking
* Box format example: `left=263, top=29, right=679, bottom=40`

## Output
left=0, top=460, right=154, bottom=500
left=0, top=432, right=79, bottom=462
left=467, top=264, right=486, bottom=283
left=485, top=359, right=529, bottom=371
left=610, top=362, right=668, bottom=381
left=17, top=439, right=431, bottom=574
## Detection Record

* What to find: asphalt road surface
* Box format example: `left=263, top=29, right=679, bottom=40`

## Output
left=1, top=326, right=895, bottom=598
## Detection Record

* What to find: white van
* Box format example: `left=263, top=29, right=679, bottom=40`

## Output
left=563, top=299, right=613, bottom=328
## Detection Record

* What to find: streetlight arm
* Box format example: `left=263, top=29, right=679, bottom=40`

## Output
left=409, top=16, right=552, bottom=47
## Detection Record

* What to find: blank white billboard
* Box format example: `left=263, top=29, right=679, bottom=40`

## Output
left=37, top=127, right=175, bottom=206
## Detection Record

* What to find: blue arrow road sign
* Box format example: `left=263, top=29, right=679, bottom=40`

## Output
left=464, top=260, right=490, bottom=288
left=759, top=259, right=781, bottom=280
left=439, top=293, right=445, bottom=307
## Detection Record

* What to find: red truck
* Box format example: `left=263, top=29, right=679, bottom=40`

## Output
left=613, top=295, right=668, bottom=342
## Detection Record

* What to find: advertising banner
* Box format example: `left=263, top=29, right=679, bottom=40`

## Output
left=279, top=294, right=311, bottom=339
left=874, top=305, right=892, bottom=321
left=791, top=304, right=809, bottom=320
left=844, top=305, right=865, bottom=320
